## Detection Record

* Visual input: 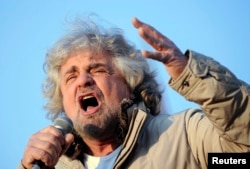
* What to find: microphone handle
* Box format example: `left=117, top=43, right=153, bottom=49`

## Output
left=32, top=160, right=44, bottom=169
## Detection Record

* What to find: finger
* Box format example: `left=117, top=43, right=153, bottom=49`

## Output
left=138, top=28, right=164, bottom=51
left=141, top=50, right=173, bottom=64
left=22, top=143, right=58, bottom=168
left=29, top=145, right=58, bottom=167
left=32, top=127, right=65, bottom=152
left=132, top=17, right=167, bottom=42
left=21, top=124, right=71, bottom=168
left=29, top=135, right=63, bottom=156
left=132, top=17, right=177, bottom=52
left=27, top=135, right=62, bottom=166
left=132, top=17, right=143, bottom=28
left=39, top=126, right=65, bottom=145
left=21, top=127, right=66, bottom=168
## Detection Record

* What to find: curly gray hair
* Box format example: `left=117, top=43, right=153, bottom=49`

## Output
left=43, top=17, right=162, bottom=120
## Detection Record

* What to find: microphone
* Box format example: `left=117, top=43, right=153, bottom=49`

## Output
left=32, top=114, right=73, bottom=169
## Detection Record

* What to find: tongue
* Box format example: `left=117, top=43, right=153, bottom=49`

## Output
left=85, top=105, right=96, bottom=112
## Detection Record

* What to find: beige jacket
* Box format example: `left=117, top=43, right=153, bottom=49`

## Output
left=18, top=51, right=250, bottom=169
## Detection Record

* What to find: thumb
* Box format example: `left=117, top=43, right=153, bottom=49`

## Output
left=61, top=133, right=74, bottom=155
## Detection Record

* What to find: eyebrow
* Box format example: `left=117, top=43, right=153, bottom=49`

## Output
left=88, top=62, right=113, bottom=72
left=89, top=62, right=107, bottom=68
left=63, top=65, right=79, bottom=77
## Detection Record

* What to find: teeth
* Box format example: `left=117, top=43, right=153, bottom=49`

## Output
left=82, top=95, right=94, bottom=100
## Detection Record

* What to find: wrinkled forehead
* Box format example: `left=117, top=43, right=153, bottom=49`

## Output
left=66, top=49, right=113, bottom=63
left=59, top=49, right=117, bottom=72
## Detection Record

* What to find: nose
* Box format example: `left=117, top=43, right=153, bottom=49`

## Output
left=76, top=72, right=95, bottom=88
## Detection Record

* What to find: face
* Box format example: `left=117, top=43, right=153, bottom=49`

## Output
left=60, top=50, right=132, bottom=141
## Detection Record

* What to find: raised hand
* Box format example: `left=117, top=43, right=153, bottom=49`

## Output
left=132, top=17, right=188, bottom=79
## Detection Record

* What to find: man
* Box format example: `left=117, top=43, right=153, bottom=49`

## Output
left=19, top=17, right=250, bottom=169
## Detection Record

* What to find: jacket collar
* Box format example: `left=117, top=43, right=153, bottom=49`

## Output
left=113, top=102, right=149, bottom=168
left=61, top=102, right=149, bottom=169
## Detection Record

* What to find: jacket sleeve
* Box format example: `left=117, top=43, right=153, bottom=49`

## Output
left=169, top=50, right=250, bottom=165
left=17, top=163, right=25, bottom=169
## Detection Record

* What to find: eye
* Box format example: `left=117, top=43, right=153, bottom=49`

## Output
left=66, top=74, right=77, bottom=83
left=91, top=68, right=108, bottom=74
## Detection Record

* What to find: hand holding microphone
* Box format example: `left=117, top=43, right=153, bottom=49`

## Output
left=21, top=115, right=74, bottom=169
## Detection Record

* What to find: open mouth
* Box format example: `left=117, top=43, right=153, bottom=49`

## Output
left=80, top=95, right=99, bottom=111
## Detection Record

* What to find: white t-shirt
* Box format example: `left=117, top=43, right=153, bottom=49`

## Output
left=83, top=145, right=122, bottom=169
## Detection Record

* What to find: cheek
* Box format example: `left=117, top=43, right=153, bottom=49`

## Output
left=106, top=79, right=131, bottom=102
left=60, top=85, right=76, bottom=112
left=60, top=81, right=76, bottom=100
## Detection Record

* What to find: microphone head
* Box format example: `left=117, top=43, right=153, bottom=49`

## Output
left=53, top=114, right=73, bottom=135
